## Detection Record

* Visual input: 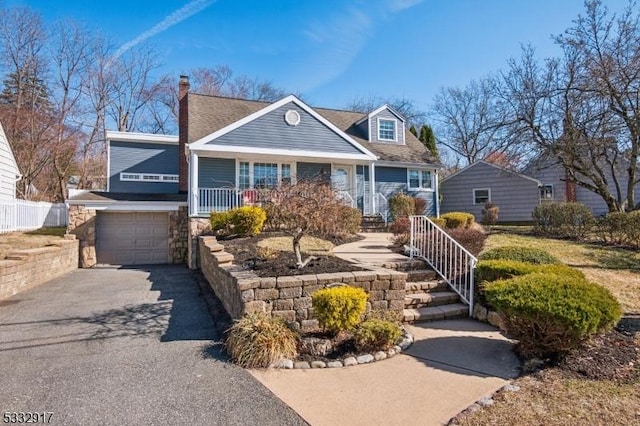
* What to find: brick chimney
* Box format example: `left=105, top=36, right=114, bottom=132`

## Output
left=178, top=75, right=190, bottom=193
left=565, top=167, right=577, bottom=202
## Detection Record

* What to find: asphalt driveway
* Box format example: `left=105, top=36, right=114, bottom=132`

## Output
left=0, top=265, right=306, bottom=426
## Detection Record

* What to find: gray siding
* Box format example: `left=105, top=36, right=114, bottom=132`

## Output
left=209, top=102, right=363, bottom=155
left=0, top=123, right=18, bottom=200
left=198, top=158, right=236, bottom=188
left=109, top=141, right=178, bottom=193
left=297, top=162, right=331, bottom=181
left=441, top=162, right=540, bottom=222
left=369, top=109, right=405, bottom=144
left=375, top=166, right=435, bottom=217
left=525, top=158, right=567, bottom=204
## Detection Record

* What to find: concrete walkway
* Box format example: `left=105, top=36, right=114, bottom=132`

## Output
left=253, top=234, right=520, bottom=425
left=251, top=319, right=520, bottom=426
left=334, top=232, right=409, bottom=265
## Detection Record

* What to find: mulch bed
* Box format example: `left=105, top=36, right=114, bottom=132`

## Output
left=219, top=232, right=365, bottom=277
left=557, top=327, right=639, bottom=384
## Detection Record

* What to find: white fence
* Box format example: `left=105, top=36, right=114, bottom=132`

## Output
left=0, top=199, right=68, bottom=233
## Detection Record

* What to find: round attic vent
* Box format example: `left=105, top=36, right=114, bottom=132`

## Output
left=284, top=109, right=301, bottom=126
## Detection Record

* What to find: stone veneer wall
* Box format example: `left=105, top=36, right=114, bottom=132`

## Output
left=0, top=236, right=79, bottom=300
left=168, top=206, right=188, bottom=264
left=188, top=217, right=211, bottom=269
left=67, top=205, right=97, bottom=267
left=199, top=236, right=407, bottom=330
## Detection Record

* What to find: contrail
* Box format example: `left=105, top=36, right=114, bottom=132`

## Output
left=112, top=0, right=216, bottom=59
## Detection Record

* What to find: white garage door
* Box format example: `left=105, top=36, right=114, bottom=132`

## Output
left=96, top=212, right=169, bottom=265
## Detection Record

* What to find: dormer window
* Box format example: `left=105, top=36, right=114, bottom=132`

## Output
left=378, top=118, right=397, bottom=141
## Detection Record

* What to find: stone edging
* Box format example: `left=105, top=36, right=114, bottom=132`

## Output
left=447, top=383, right=521, bottom=425
left=271, top=327, right=414, bottom=369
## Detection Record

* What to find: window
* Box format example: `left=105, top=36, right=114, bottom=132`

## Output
left=378, top=119, right=396, bottom=141
left=540, top=184, right=554, bottom=201
left=408, top=169, right=432, bottom=190
left=237, top=161, right=293, bottom=189
left=473, top=188, right=491, bottom=205
left=120, top=172, right=178, bottom=183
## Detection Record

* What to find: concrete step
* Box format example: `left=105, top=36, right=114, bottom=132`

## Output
left=405, top=280, right=448, bottom=294
left=406, top=269, right=437, bottom=282
left=404, top=291, right=461, bottom=309
left=403, top=303, right=469, bottom=323
left=392, top=259, right=429, bottom=272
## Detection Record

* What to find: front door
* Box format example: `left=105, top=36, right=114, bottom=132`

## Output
left=332, top=165, right=354, bottom=206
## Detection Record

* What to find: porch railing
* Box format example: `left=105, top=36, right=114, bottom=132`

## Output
left=198, top=188, right=243, bottom=214
left=337, top=190, right=355, bottom=207
left=409, top=215, right=477, bottom=316
left=373, top=193, right=389, bottom=224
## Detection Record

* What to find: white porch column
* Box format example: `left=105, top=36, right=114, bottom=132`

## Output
left=369, top=162, right=376, bottom=215
left=190, top=152, right=199, bottom=216
left=434, top=169, right=440, bottom=217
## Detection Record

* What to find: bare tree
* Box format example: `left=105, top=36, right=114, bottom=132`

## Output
left=346, top=95, right=427, bottom=126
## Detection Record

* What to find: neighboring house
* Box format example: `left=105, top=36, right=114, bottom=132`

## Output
left=67, top=76, right=440, bottom=267
left=440, top=161, right=543, bottom=223
left=0, top=120, right=21, bottom=202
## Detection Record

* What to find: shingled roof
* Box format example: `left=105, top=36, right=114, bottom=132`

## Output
left=187, top=93, right=440, bottom=166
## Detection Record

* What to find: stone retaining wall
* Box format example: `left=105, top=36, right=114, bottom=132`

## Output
left=0, top=236, right=79, bottom=300
left=199, top=236, right=407, bottom=330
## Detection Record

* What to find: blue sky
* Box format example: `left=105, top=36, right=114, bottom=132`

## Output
left=7, top=0, right=631, bottom=111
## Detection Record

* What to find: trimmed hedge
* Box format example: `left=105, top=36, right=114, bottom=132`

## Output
left=311, top=286, right=368, bottom=333
left=339, top=205, right=362, bottom=235
left=429, top=217, right=446, bottom=228
left=211, top=206, right=266, bottom=236
left=476, top=259, right=585, bottom=283
left=532, top=202, right=594, bottom=240
left=441, top=212, right=475, bottom=229
left=485, top=273, right=622, bottom=358
left=479, top=245, right=559, bottom=264
left=389, top=193, right=415, bottom=220
left=595, top=211, right=640, bottom=248
left=354, top=319, right=402, bottom=352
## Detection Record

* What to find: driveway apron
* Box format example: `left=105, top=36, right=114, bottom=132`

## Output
left=0, top=265, right=306, bottom=426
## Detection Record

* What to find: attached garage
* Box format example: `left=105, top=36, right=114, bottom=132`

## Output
left=96, top=212, right=170, bottom=265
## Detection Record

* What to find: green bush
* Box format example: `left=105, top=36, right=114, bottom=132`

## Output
left=441, top=212, right=475, bottom=229
left=476, top=259, right=585, bottom=283
left=354, top=319, right=402, bottom=352
left=445, top=227, right=487, bottom=256
left=429, top=217, right=446, bottom=228
left=485, top=273, right=622, bottom=358
left=389, top=193, right=415, bottom=220
left=595, top=212, right=640, bottom=248
left=532, top=202, right=594, bottom=240
left=479, top=246, right=559, bottom=264
left=311, top=286, right=368, bottom=334
left=210, top=206, right=266, bottom=236
left=225, top=313, right=299, bottom=368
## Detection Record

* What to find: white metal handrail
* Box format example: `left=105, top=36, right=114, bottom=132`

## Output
left=409, top=215, right=477, bottom=316
left=337, top=190, right=355, bottom=207
left=373, top=192, right=389, bottom=223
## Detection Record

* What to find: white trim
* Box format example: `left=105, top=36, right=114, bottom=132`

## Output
left=284, top=109, right=301, bottom=126
left=119, top=172, right=179, bottom=183
left=187, top=94, right=377, bottom=160
left=473, top=188, right=491, bottom=205
left=191, top=145, right=374, bottom=161
left=377, top=117, right=398, bottom=142
left=355, top=104, right=406, bottom=126
left=66, top=200, right=187, bottom=211
left=375, top=160, right=441, bottom=169
left=235, top=160, right=295, bottom=189
left=407, top=168, right=434, bottom=191
left=369, top=162, right=376, bottom=214
left=106, top=139, right=111, bottom=192
left=539, top=184, right=554, bottom=201
left=190, top=152, right=198, bottom=216
left=442, top=160, right=542, bottom=185
left=434, top=170, right=440, bottom=217
left=106, top=131, right=178, bottom=145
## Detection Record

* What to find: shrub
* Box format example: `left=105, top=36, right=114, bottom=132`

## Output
left=389, top=193, right=415, bottom=220
left=390, top=217, right=410, bottom=246
left=210, top=206, right=266, bottom=236
left=446, top=227, right=487, bottom=256
left=311, top=286, right=368, bottom=334
left=413, top=197, right=427, bottom=216
left=481, top=202, right=500, bottom=226
left=441, top=212, right=475, bottom=229
left=595, top=212, right=640, bottom=248
left=479, top=246, right=559, bottom=264
left=429, top=217, right=446, bottom=228
left=338, top=205, right=362, bottom=235
left=354, top=319, right=402, bottom=352
left=475, top=259, right=585, bottom=283
left=532, top=202, right=594, bottom=240
left=225, top=313, right=299, bottom=368
left=485, top=274, right=622, bottom=358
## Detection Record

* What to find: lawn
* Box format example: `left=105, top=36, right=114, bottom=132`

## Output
left=0, top=227, right=66, bottom=259
left=453, top=227, right=640, bottom=425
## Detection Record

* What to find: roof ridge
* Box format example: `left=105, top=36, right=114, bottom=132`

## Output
left=188, top=92, right=273, bottom=104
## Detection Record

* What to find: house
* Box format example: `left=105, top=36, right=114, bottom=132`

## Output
left=67, top=76, right=440, bottom=267
left=0, top=120, right=20, bottom=202
left=440, top=160, right=543, bottom=223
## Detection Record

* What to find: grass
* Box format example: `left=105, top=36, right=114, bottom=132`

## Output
left=0, top=228, right=66, bottom=259
left=257, top=235, right=334, bottom=256
left=455, top=369, right=640, bottom=426
left=457, top=228, right=640, bottom=425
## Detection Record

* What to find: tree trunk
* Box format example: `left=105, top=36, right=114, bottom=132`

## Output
left=293, top=231, right=317, bottom=269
